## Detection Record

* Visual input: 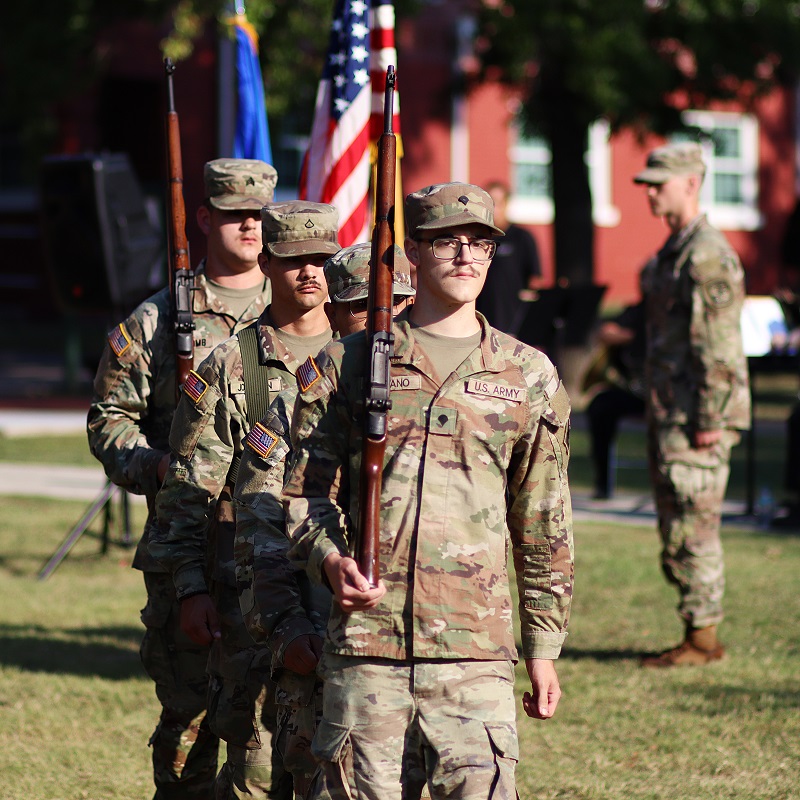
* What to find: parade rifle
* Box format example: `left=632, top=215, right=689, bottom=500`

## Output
left=164, top=57, right=195, bottom=398
left=356, top=66, right=397, bottom=588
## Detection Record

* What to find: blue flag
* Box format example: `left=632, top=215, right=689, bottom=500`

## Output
left=233, top=19, right=272, bottom=163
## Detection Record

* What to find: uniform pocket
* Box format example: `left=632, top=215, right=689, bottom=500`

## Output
left=206, top=672, right=262, bottom=749
left=484, top=722, right=519, bottom=763
left=311, top=718, right=352, bottom=764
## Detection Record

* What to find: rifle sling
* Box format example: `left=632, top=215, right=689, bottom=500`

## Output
left=225, top=322, right=272, bottom=488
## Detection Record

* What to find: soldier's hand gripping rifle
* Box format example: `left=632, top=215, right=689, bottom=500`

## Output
left=164, top=58, right=195, bottom=398
left=356, top=66, right=397, bottom=588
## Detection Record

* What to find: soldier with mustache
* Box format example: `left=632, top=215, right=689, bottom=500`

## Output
left=150, top=201, right=340, bottom=798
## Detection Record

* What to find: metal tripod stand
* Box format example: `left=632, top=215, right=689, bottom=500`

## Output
left=38, top=481, right=133, bottom=580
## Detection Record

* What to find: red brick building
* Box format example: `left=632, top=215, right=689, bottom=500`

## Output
left=2, top=4, right=797, bottom=318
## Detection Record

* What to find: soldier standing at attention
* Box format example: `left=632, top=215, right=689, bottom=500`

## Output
left=634, top=142, right=750, bottom=667
left=149, top=202, right=340, bottom=798
left=87, top=158, right=276, bottom=799
left=232, top=243, right=415, bottom=798
left=283, top=182, right=574, bottom=800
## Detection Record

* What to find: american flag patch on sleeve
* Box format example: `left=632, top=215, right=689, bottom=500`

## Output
left=108, top=323, right=131, bottom=357
left=183, top=370, right=209, bottom=403
left=297, top=356, right=322, bottom=392
left=245, top=422, right=280, bottom=459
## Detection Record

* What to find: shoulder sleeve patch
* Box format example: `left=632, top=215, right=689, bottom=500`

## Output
left=702, top=278, right=734, bottom=309
left=297, top=356, right=322, bottom=393
left=183, top=370, right=210, bottom=404
left=245, top=422, right=280, bottom=460
left=108, top=323, right=131, bottom=357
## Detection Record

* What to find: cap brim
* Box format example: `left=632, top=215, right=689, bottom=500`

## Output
left=333, top=279, right=415, bottom=303
left=633, top=168, right=671, bottom=185
left=414, top=212, right=505, bottom=237
left=209, top=195, right=270, bottom=210
left=267, top=240, right=341, bottom=258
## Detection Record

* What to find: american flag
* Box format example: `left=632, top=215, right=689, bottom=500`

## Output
left=300, top=0, right=400, bottom=247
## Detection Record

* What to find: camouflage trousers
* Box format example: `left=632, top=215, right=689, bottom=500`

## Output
left=648, top=425, right=740, bottom=628
left=140, top=571, right=219, bottom=800
left=308, top=654, right=519, bottom=800
left=272, top=670, right=323, bottom=799
left=208, top=581, right=292, bottom=800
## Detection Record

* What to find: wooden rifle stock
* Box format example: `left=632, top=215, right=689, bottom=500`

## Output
left=164, top=58, right=195, bottom=398
left=356, top=66, right=397, bottom=587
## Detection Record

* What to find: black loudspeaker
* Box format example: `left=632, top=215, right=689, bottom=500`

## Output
left=40, top=153, right=164, bottom=313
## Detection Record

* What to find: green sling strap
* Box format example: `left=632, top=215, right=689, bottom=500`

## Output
left=226, top=321, right=273, bottom=488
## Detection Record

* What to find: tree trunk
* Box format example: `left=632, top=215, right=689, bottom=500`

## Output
left=550, top=114, right=594, bottom=287
left=539, top=67, right=595, bottom=288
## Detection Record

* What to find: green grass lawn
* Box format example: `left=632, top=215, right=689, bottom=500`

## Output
left=0, top=493, right=798, bottom=799
left=0, top=400, right=798, bottom=799
left=0, top=433, right=97, bottom=468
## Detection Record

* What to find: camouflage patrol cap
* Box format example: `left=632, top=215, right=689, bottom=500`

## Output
left=324, top=243, right=416, bottom=303
left=261, top=200, right=341, bottom=258
left=405, top=182, right=505, bottom=238
left=634, top=142, right=706, bottom=185
left=204, top=158, right=278, bottom=210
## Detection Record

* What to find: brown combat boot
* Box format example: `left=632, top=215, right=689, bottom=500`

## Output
left=641, top=625, right=726, bottom=668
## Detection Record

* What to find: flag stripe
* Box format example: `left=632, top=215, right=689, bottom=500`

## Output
left=301, top=0, right=399, bottom=247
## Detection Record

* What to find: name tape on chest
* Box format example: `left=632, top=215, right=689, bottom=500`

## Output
left=466, top=378, right=524, bottom=403
left=108, top=323, right=132, bottom=358
left=297, top=357, right=322, bottom=392
left=389, top=375, right=422, bottom=391
left=183, top=370, right=209, bottom=404
left=245, top=422, right=280, bottom=459
left=268, top=378, right=283, bottom=393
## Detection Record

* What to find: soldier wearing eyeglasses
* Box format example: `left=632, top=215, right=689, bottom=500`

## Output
left=231, top=242, right=415, bottom=797
left=282, top=182, right=574, bottom=800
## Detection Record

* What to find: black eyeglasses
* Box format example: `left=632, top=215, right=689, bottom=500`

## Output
left=347, top=296, right=410, bottom=319
left=421, top=237, right=497, bottom=262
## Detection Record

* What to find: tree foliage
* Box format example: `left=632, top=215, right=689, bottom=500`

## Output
left=478, top=0, right=800, bottom=138
left=0, top=0, right=384, bottom=179
left=476, top=0, right=800, bottom=284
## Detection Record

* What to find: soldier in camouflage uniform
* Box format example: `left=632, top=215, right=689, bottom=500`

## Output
left=233, top=244, right=414, bottom=798
left=149, top=202, right=340, bottom=799
left=634, top=143, right=751, bottom=667
left=282, top=183, right=574, bottom=800
left=87, top=158, right=277, bottom=799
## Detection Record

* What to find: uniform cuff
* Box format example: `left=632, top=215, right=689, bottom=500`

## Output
left=270, top=618, right=319, bottom=674
left=306, top=539, right=348, bottom=587
left=521, top=630, right=568, bottom=661
left=173, top=566, right=209, bottom=601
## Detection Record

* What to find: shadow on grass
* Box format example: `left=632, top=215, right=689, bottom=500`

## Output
left=676, top=683, right=800, bottom=714
left=0, top=623, right=145, bottom=680
left=558, top=647, right=645, bottom=662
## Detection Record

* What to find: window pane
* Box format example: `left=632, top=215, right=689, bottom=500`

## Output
left=712, top=127, right=740, bottom=159
left=714, top=173, right=743, bottom=203
left=515, top=163, right=552, bottom=198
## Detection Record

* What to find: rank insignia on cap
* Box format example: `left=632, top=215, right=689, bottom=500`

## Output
left=297, top=356, right=322, bottom=392
left=108, top=323, right=131, bottom=357
left=245, top=422, right=280, bottom=460
left=183, top=370, right=209, bottom=404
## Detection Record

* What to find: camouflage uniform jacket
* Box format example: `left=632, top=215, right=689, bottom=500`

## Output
left=641, top=214, right=751, bottom=431
left=150, top=308, right=327, bottom=599
left=233, top=386, right=332, bottom=675
left=87, top=264, right=270, bottom=572
left=284, top=310, right=574, bottom=662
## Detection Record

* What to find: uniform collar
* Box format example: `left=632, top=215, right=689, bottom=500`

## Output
left=255, top=307, right=303, bottom=372
left=391, top=308, right=506, bottom=375
left=193, top=260, right=269, bottom=321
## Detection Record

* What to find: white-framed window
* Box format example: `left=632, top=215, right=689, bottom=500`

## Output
left=508, top=119, right=620, bottom=227
left=673, top=110, right=761, bottom=231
